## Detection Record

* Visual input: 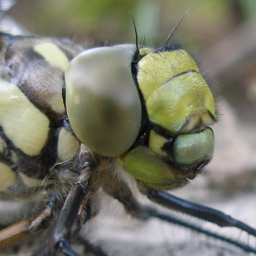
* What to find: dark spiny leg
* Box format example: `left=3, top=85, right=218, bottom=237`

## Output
left=144, top=187, right=256, bottom=254
left=102, top=172, right=152, bottom=219
left=76, top=236, right=108, bottom=256
left=103, top=173, right=256, bottom=253
left=32, top=239, right=56, bottom=256
left=0, top=195, right=55, bottom=250
left=147, top=189, right=256, bottom=236
left=54, top=176, right=91, bottom=256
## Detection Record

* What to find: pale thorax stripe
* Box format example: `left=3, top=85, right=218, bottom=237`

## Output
left=0, top=137, right=6, bottom=153
left=0, top=79, right=50, bottom=156
left=57, top=128, right=79, bottom=161
left=19, top=172, right=53, bottom=187
left=0, top=162, right=16, bottom=190
left=34, top=43, right=69, bottom=114
left=34, top=43, right=70, bottom=72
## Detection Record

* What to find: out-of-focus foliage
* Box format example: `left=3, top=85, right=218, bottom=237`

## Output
left=7, top=0, right=251, bottom=49
left=238, top=0, right=256, bottom=19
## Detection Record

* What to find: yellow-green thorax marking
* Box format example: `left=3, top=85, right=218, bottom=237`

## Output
left=0, top=35, right=83, bottom=193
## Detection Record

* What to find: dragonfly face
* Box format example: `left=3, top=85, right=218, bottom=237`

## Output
left=0, top=2, right=256, bottom=256
left=65, top=43, right=217, bottom=191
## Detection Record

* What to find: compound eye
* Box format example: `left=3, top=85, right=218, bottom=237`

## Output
left=65, top=47, right=142, bottom=157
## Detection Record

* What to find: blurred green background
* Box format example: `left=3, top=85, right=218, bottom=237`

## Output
left=8, top=0, right=253, bottom=49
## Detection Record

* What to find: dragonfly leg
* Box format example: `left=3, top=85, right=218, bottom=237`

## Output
left=145, top=188, right=256, bottom=253
left=103, top=175, right=256, bottom=254
left=53, top=176, right=91, bottom=256
left=76, top=236, right=109, bottom=256
left=0, top=194, right=55, bottom=249
left=146, top=189, right=256, bottom=236
left=102, top=172, right=154, bottom=219
left=31, top=174, right=92, bottom=256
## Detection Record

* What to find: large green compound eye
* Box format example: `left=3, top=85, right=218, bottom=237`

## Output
left=65, top=47, right=142, bottom=157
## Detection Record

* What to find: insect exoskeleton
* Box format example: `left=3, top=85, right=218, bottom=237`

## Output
left=65, top=43, right=217, bottom=191
left=65, top=46, right=142, bottom=158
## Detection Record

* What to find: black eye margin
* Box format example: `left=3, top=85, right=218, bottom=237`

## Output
left=155, top=44, right=182, bottom=53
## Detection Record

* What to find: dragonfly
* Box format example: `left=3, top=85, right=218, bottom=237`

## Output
left=0, top=1, right=255, bottom=256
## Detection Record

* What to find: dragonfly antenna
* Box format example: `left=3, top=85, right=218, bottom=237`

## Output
left=164, top=7, right=190, bottom=46
left=129, top=12, right=140, bottom=62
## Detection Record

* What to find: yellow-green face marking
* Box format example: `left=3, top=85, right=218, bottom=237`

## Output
left=138, top=49, right=216, bottom=134
left=118, top=45, right=217, bottom=190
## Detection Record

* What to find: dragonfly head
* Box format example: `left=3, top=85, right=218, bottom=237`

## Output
left=65, top=44, right=217, bottom=191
